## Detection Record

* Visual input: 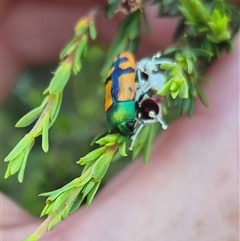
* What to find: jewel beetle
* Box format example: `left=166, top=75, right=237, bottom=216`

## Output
left=105, top=52, right=137, bottom=136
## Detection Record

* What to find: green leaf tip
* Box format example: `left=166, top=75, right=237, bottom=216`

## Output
left=89, top=20, right=97, bottom=40
left=4, top=134, right=33, bottom=163
left=118, top=140, right=127, bottom=157
left=4, top=135, right=34, bottom=182
left=86, top=182, right=100, bottom=206
left=77, top=146, right=107, bottom=165
left=15, top=106, right=45, bottom=128
left=42, top=114, right=50, bottom=153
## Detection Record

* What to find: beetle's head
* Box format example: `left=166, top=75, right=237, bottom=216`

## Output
left=117, top=121, right=135, bottom=136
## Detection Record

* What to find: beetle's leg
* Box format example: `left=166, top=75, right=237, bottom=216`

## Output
left=135, top=67, right=152, bottom=101
left=129, top=120, right=145, bottom=150
left=129, top=116, right=167, bottom=150
left=148, top=110, right=168, bottom=130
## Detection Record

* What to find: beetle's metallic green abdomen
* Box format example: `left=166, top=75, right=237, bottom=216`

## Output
left=105, top=100, right=136, bottom=136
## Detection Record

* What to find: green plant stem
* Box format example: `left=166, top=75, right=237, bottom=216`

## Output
left=24, top=216, right=54, bottom=241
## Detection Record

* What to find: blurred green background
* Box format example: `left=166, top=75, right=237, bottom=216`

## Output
left=1, top=46, right=131, bottom=216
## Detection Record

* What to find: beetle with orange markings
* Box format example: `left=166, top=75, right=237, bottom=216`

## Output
left=105, top=52, right=137, bottom=136
left=104, top=51, right=169, bottom=149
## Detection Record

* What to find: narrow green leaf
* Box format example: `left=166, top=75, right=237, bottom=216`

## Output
left=40, top=203, right=52, bottom=217
left=50, top=189, right=75, bottom=214
left=42, top=200, right=56, bottom=215
left=49, top=92, right=63, bottom=127
left=105, top=142, right=118, bottom=147
left=16, top=106, right=44, bottom=128
left=82, top=180, right=95, bottom=198
left=43, top=86, right=50, bottom=95
left=42, top=114, right=50, bottom=153
left=188, top=98, right=195, bottom=117
left=61, top=204, right=71, bottom=220
left=43, top=201, right=56, bottom=216
left=49, top=62, right=72, bottom=94
left=186, top=59, right=194, bottom=74
left=72, top=60, right=81, bottom=76
left=77, top=146, right=107, bottom=165
left=132, top=141, right=143, bottom=159
left=72, top=34, right=88, bottom=76
left=181, top=98, right=191, bottom=114
left=59, top=37, right=77, bottom=60
left=40, top=177, right=82, bottom=200
left=163, top=47, right=179, bottom=56
left=178, top=80, right=189, bottom=99
left=175, top=78, right=184, bottom=85
left=166, top=94, right=173, bottom=108
left=170, top=81, right=178, bottom=91
left=143, top=124, right=158, bottom=165
left=118, top=141, right=127, bottom=157
left=4, top=134, right=33, bottom=162
left=161, top=101, right=168, bottom=116
left=69, top=193, right=85, bottom=214
left=95, top=134, right=119, bottom=145
left=117, top=134, right=126, bottom=144
left=86, top=182, right=100, bottom=206
left=158, top=79, right=173, bottom=96
left=18, top=139, right=34, bottom=183
left=189, top=82, right=198, bottom=97
left=192, top=48, right=213, bottom=61
left=89, top=21, right=97, bottom=40
left=127, top=13, right=141, bottom=39
left=131, top=124, right=150, bottom=158
left=91, top=152, right=112, bottom=182
left=118, top=11, right=140, bottom=39
left=195, top=84, right=209, bottom=107
left=171, top=89, right=180, bottom=99
left=127, top=37, right=139, bottom=53
left=142, top=8, right=150, bottom=35
left=160, top=62, right=175, bottom=70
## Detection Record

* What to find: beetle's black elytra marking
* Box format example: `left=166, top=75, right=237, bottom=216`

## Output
left=111, top=56, right=135, bottom=102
